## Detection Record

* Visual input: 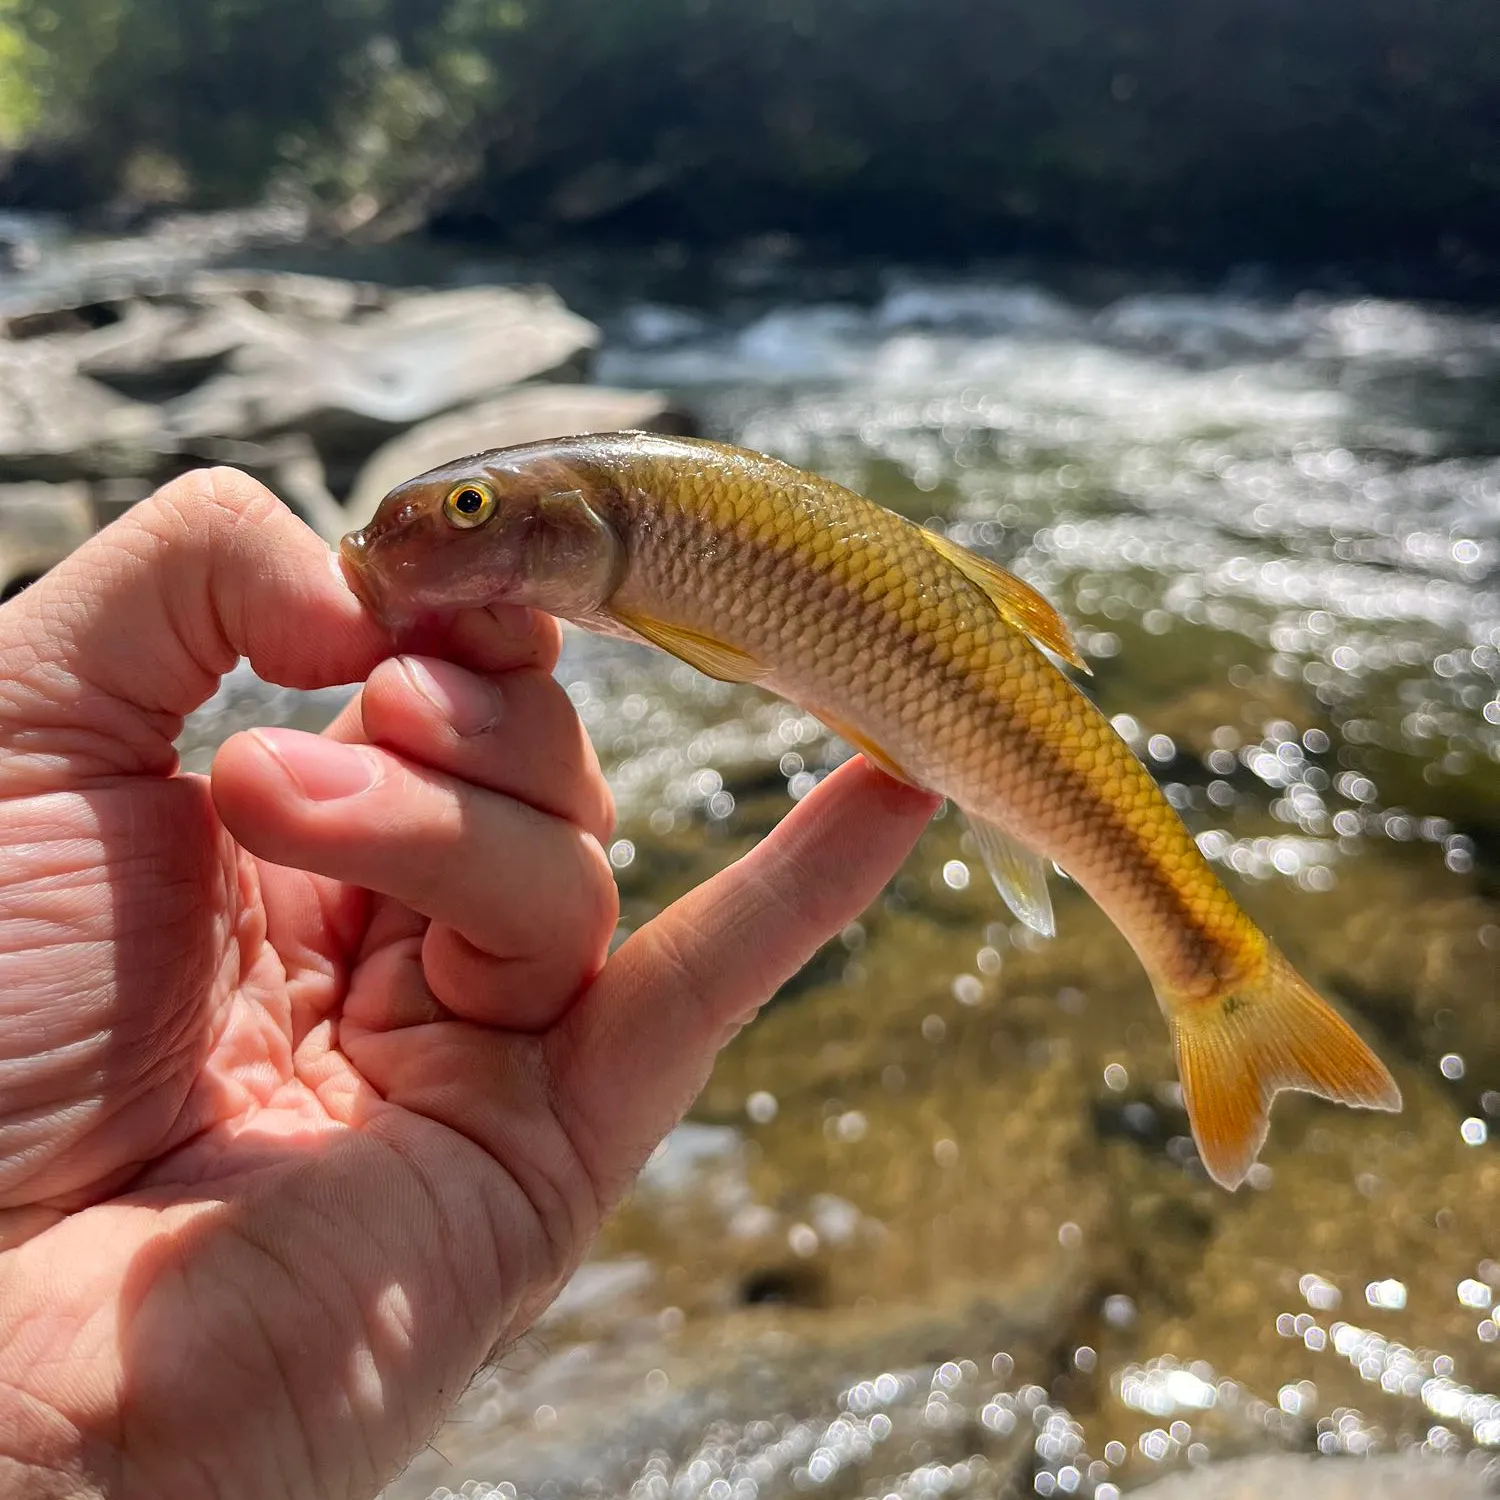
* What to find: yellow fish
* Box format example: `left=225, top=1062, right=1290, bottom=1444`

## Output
left=340, top=431, right=1401, bottom=1188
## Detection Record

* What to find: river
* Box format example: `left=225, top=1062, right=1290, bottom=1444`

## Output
left=176, top=255, right=1499, bottom=1498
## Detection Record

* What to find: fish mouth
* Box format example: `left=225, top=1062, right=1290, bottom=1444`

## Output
left=339, top=528, right=399, bottom=629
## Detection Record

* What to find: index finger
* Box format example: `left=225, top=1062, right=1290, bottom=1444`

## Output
left=0, top=468, right=390, bottom=792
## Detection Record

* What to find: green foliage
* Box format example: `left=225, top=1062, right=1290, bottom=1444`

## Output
left=1, top=0, right=1497, bottom=272
left=0, top=0, right=42, bottom=147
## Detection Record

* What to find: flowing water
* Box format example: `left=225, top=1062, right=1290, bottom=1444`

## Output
left=179, top=263, right=1500, bottom=1498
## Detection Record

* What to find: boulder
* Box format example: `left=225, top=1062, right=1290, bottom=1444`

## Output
left=0, top=341, right=160, bottom=481
left=181, top=268, right=386, bottom=325
left=157, top=284, right=600, bottom=455
left=0, top=206, right=309, bottom=326
left=2, top=272, right=606, bottom=500
left=344, top=384, right=690, bottom=526
left=69, top=297, right=280, bottom=403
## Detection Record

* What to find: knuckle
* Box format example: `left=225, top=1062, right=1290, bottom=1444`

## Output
left=742, top=860, right=814, bottom=935
left=514, top=673, right=617, bottom=841
left=642, top=919, right=705, bottom=1007
left=148, top=466, right=281, bottom=535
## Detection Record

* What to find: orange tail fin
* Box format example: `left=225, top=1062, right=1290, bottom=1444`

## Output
left=1168, top=946, right=1401, bottom=1190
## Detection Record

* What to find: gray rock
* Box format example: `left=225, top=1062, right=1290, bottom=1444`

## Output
left=1128, top=1454, right=1492, bottom=1499
left=344, top=383, right=689, bottom=525
left=0, top=481, right=96, bottom=598
left=0, top=206, right=309, bottom=322
left=70, top=297, right=279, bottom=402
left=379, top=1290, right=1066, bottom=1500
left=0, top=342, right=160, bottom=480
left=181, top=267, right=386, bottom=324
left=3, top=264, right=609, bottom=515
left=158, top=284, right=599, bottom=447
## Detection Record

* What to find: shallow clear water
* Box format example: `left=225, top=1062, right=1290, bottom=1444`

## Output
left=181, top=266, right=1500, bottom=1498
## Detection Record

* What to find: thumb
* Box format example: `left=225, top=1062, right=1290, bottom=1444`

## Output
left=550, top=757, right=940, bottom=1204
left=0, top=468, right=389, bottom=792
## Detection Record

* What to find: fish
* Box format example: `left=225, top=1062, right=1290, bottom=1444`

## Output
left=339, top=430, right=1401, bottom=1189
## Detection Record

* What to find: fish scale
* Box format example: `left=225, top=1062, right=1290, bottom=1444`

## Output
left=611, top=441, right=1243, bottom=995
left=342, top=430, right=1402, bottom=1189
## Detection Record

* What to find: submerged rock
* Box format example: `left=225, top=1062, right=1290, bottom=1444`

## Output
left=381, top=1286, right=1065, bottom=1500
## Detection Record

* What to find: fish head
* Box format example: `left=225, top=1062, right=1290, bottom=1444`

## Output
left=340, top=445, right=626, bottom=630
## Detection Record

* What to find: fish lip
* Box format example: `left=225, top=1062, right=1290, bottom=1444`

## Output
left=339, top=529, right=396, bottom=628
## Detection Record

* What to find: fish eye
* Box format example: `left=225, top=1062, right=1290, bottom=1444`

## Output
left=442, top=482, right=497, bottom=529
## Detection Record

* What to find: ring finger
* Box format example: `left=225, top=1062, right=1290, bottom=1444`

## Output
left=211, top=730, right=619, bottom=1023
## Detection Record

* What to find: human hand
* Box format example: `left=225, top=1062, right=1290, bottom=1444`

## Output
left=0, top=469, right=938, bottom=1500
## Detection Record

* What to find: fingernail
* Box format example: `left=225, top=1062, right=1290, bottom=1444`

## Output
left=251, top=729, right=381, bottom=801
left=399, top=656, right=503, bottom=736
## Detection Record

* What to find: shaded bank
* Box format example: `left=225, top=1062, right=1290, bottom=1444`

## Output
left=2, top=0, right=1498, bottom=293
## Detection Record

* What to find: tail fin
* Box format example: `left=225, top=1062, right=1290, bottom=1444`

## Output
left=1169, top=946, right=1401, bottom=1190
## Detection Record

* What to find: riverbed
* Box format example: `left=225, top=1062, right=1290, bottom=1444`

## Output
left=177, top=257, right=1499, bottom=1499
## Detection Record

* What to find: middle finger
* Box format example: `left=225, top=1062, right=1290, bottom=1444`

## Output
left=336, top=656, right=614, bottom=848
left=212, top=729, right=619, bottom=1013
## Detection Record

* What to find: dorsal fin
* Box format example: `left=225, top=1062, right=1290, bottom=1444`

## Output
left=922, top=529, right=1090, bottom=673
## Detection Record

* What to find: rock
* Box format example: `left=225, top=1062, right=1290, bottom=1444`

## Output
left=69, top=297, right=277, bottom=403
left=0, top=211, right=59, bottom=277
left=0, top=342, right=160, bottom=481
left=3, top=272, right=605, bottom=502
left=0, top=481, right=96, bottom=598
left=1129, top=1454, right=1489, bottom=1499
left=0, top=234, right=41, bottom=275
left=344, top=384, right=691, bottom=525
left=157, top=284, right=599, bottom=455
left=180, top=268, right=386, bottom=325
left=0, top=206, right=309, bottom=324
left=88, top=476, right=157, bottom=530
left=379, top=1289, right=1062, bottom=1500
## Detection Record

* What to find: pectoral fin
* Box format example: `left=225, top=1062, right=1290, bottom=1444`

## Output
left=964, top=813, right=1056, bottom=937
left=819, top=711, right=921, bottom=787
left=609, top=607, right=767, bottom=684
left=923, top=529, right=1089, bottom=673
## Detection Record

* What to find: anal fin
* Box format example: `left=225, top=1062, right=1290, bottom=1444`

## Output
left=964, top=813, right=1056, bottom=937
left=609, top=607, right=767, bottom=684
